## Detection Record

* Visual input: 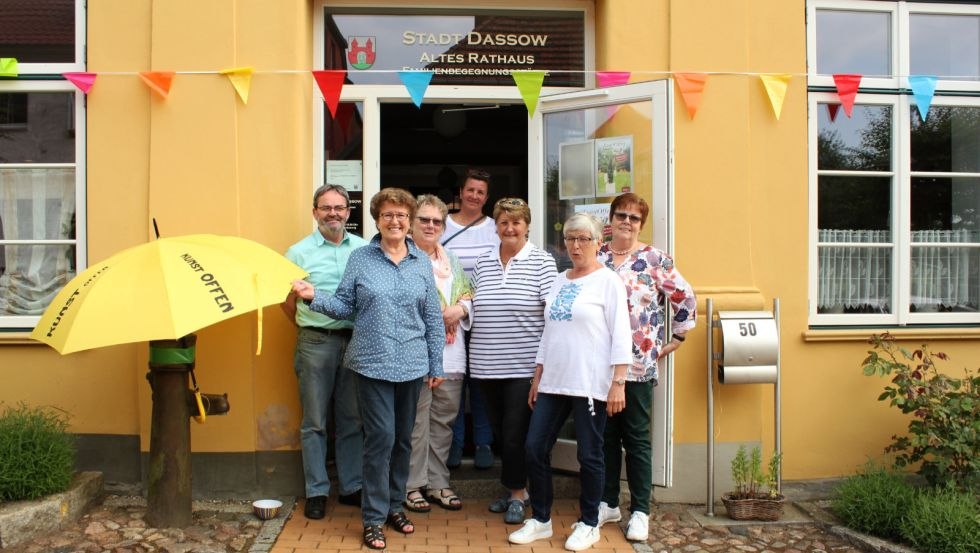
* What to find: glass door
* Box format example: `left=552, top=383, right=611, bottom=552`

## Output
left=530, top=80, right=674, bottom=487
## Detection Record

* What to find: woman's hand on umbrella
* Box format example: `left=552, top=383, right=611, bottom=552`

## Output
left=291, top=280, right=314, bottom=300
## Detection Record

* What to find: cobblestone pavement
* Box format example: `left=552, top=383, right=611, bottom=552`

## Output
left=0, top=495, right=871, bottom=553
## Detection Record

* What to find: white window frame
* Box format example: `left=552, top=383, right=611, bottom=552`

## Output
left=808, top=0, right=980, bottom=326
left=0, top=0, right=86, bottom=329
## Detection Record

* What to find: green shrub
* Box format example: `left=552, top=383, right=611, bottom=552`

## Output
left=862, top=333, right=980, bottom=489
left=832, top=464, right=917, bottom=540
left=0, top=403, right=75, bottom=501
left=901, top=487, right=980, bottom=553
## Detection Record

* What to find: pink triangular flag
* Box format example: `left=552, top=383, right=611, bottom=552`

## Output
left=827, top=103, right=841, bottom=122
left=139, top=71, right=175, bottom=99
left=832, top=74, right=862, bottom=118
left=312, top=70, right=347, bottom=118
left=63, top=72, right=97, bottom=94
left=597, top=71, right=631, bottom=88
left=674, top=73, right=708, bottom=119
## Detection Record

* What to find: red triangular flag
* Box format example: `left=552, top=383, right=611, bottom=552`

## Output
left=832, top=74, right=862, bottom=118
left=674, top=73, right=708, bottom=119
left=827, top=103, right=841, bottom=122
left=63, top=72, right=97, bottom=94
left=139, top=71, right=175, bottom=99
left=312, top=70, right=347, bottom=118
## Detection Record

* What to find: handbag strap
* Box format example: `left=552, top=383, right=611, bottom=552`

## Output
left=441, top=214, right=485, bottom=246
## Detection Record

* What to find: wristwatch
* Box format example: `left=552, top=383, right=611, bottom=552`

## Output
left=613, top=377, right=627, bottom=385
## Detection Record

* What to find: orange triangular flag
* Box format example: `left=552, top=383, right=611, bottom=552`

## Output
left=312, top=70, right=347, bottom=118
left=832, top=74, right=862, bottom=118
left=674, top=73, right=708, bottom=119
left=139, top=71, right=175, bottom=99
left=759, top=74, right=791, bottom=120
left=220, top=67, right=253, bottom=104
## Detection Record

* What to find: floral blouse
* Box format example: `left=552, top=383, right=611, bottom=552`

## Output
left=597, top=243, right=697, bottom=384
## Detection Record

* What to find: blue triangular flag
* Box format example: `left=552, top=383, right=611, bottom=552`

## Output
left=909, top=75, right=937, bottom=122
left=398, top=71, right=433, bottom=108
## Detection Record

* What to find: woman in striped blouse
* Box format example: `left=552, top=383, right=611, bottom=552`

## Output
left=469, top=197, right=557, bottom=524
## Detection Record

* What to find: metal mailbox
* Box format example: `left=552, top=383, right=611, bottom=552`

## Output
left=717, top=311, right=779, bottom=384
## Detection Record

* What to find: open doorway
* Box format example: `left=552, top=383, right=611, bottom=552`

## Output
left=379, top=103, right=528, bottom=209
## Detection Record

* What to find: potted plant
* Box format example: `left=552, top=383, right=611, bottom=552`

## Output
left=721, top=445, right=785, bottom=521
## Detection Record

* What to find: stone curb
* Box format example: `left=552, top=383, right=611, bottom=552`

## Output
left=0, top=471, right=103, bottom=548
left=248, top=496, right=296, bottom=553
left=794, top=499, right=921, bottom=553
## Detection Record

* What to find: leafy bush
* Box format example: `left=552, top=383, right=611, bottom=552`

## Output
left=0, top=403, right=75, bottom=500
left=832, top=464, right=917, bottom=540
left=862, top=333, right=980, bottom=489
left=901, top=487, right=980, bottom=553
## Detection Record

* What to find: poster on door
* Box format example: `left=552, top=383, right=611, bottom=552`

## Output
left=595, top=136, right=633, bottom=196
left=558, top=140, right=595, bottom=200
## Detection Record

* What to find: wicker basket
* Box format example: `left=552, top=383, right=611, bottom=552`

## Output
left=721, top=492, right=786, bottom=521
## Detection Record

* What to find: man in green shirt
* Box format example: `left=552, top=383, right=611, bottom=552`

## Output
left=282, top=184, right=368, bottom=519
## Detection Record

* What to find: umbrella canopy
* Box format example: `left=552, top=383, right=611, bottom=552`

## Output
left=31, top=234, right=307, bottom=354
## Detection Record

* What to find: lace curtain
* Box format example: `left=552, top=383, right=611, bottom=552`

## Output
left=0, top=167, right=76, bottom=316
left=819, top=229, right=978, bottom=312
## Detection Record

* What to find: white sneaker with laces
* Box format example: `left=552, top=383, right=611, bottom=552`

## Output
left=597, top=501, right=622, bottom=526
left=508, top=518, right=553, bottom=545
left=564, top=522, right=600, bottom=551
left=625, top=511, right=649, bottom=541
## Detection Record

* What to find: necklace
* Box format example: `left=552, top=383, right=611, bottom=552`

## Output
left=610, top=244, right=635, bottom=256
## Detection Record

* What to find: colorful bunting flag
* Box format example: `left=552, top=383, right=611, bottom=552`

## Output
left=832, top=74, right=862, bottom=118
left=597, top=71, right=631, bottom=88
left=220, top=67, right=254, bottom=104
left=139, top=71, right=175, bottom=99
left=0, top=58, right=19, bottom=77
left=512, top=71, right=546, bottom=118
left=827, top=103, right=841, bottom=122
left=675, top=73, right=708, bottom=119
left=908, top=75, right=938, bottom=122
left=397, top=71, right=433, bottom=108
left=759, top=74, right=791, bottom=120
left=312, top=70, right=347, bottom=117
left=63, top=72, right=97, bottom=94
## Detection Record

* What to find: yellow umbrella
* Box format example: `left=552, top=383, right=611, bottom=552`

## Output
left=31, top=234, right=307, bottom=354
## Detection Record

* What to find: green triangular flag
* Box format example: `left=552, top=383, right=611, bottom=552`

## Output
left=511, top=71, right=546, bottom=118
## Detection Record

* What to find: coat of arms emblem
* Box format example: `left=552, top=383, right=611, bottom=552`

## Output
left=347, top=36, right=376, bottom=70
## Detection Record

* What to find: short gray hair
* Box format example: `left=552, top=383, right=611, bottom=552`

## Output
left=416, top=194, right=448, bottom=220
left=313, top=184, right=350, bottom=208
left=563, top=212, right=603, bottom=240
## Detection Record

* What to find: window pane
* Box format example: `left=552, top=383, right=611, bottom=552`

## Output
left=324, top=101, right=364, bottom=236
left=818, top=104, right=891, bottom=171
left=818, top=176, right=892, bottom=235
left=0, top=0, right=75, bottom=64
left=816, top=9, right=891, bottom=77
left=818, top=246, right=892, bottom=314
left=910, top=13, right=980, bottom=81
left=0, top=167, right=76, bottom=240
left=0, top=92, right=76, bottom=163
left=911, top=177, right=980, bottom=240
left=911, top=106, right=980, bottom=172
left=910, top=246, right=979, bottom=312
left=0, top=244, right=76, bottom=316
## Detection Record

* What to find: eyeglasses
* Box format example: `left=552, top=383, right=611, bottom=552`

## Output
left=380, top=212, right=409, bottom=222
left=417, top=216, right=443, bottom=227
left=563, top=235, right=596, bottom=245
left=316, top=204, right=348, bottom=213
left=496, top=198, right=527, bottom=208
left=612, top=211, right=643, bottom=224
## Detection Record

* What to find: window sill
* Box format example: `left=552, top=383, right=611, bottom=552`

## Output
left=802, top=327, right=980, bottom=342
left=0, top=331, right=41, bottom=345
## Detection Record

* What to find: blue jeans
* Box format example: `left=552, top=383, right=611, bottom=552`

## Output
left=526, top=393, right=607, bottom=527
left=451, top=373, right=493, bottom=449
left=355, top=373, right=424, bottom=526
left=294, top=328, right=362, bottom=498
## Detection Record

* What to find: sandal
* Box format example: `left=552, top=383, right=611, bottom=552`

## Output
left=363, top=525, right=386, bottom=550
left=403, top=489, right=431, bottom=513
left=386, top=511, right=415, bottom=534
left=426, top=488, right=462, bottom=511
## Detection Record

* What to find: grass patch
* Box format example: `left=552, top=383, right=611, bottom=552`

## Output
left=0, top=403, right=75, bottom=501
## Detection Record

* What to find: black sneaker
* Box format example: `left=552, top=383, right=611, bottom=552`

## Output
left=304, top=495, right=327, bottom=519
left=338, top=490, right=362, bottom=507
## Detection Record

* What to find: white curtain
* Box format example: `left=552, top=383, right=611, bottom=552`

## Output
left=0, top=167, right=76, bottom=316
left=819, top=229, right=978, bottom=312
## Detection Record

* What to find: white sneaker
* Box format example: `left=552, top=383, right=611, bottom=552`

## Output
left=597, top=501, right=622, bottom=526
left=564, top=522, right=600, bottom=551
left=508, top=518, right=553, bottom=545
left=625, top=511, right=649, bottom=541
